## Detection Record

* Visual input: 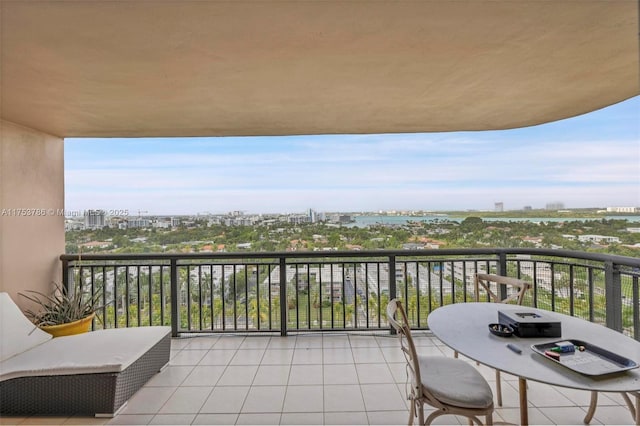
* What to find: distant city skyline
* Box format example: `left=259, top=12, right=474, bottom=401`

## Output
left=65, top=96, right=639, bottom=215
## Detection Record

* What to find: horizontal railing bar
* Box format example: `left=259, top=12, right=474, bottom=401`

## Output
left=60, top=248, right=640, bottom=267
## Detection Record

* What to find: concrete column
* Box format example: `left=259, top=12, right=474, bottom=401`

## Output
left=0, top=120, right=65, bottom=309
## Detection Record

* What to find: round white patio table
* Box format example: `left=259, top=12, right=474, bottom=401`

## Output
left=427, top=303, right=640, bottom=426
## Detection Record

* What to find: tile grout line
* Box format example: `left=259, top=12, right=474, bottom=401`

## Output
left=151, top=337, right=231, bottom=423
left=273, top=336, right=294, bottom=424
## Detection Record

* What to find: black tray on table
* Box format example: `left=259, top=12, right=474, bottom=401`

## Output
left=531, top=339, right=639, bottom=376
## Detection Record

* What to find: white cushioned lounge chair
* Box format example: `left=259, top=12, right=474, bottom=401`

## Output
left=0, top=292, right=171, bottom=417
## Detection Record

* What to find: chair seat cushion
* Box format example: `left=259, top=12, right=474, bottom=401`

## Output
left=418, top=355, right=493, bottom=409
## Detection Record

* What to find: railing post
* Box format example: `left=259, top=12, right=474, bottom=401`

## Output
left=170, top=258, right=179, bottom=337
left=588, top=268, right=595, bottom=322
left=279, top=257, right=287, bottom=336
left=389, top=255, right=396, bottom=335
left=633, top=276, right=639, bottom=341
left=604, top=261, right=623, bottom=332
left=62, top=258, right=70, bottom=292
left=497, top=251, right=508, bottom=301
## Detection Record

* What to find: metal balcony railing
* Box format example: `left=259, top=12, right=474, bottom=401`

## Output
left=60, top=248, right=640, bottom=340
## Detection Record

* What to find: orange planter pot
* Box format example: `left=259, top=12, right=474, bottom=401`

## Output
left=40, top=312, right=95, bottom=338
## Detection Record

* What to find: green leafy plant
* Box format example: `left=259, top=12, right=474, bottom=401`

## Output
left=19, top=281, right=102, bottom=327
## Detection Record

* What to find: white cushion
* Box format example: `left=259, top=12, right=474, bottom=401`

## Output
left=0, top=326, right=170, bottom=382
left=0, top=292, right=52, bottom=362
left=418, top=355, right=494, bottom=409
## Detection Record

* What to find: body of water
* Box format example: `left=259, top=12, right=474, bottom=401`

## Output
left=351, top=215, right=640, bottom=227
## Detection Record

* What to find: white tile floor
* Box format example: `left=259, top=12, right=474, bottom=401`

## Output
left=0, top=333, right=637, bottom=425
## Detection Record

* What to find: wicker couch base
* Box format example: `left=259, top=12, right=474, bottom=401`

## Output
left=0, top=333, right=170, bottom=416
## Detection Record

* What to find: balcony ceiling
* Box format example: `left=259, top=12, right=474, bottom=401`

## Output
left=0, top=1, right=637, bottom=138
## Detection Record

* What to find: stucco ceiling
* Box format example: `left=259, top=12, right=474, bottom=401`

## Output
left=0, top=0, right=638, bottom=138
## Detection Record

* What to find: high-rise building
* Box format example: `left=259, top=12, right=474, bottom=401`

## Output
left=494, top=202, right=504, bottom=212
left=84, top=209, right=105, bottom=229
left=127, top=217, right=150, bottom=228
left=606, top=206, right=638, bottom=213
left=308, top=208, right=317, bottom=223
left=546, top=201, right=565, bottom=210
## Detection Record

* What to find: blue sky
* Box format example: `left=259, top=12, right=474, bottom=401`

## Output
left=65, top=96, right=639, bottom=215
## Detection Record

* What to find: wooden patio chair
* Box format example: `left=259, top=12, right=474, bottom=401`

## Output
left=474, top=273, right=530, bottom=306
left=454, top=273, right=531, bottom=407
left=387, top=299, right=494, bottom=425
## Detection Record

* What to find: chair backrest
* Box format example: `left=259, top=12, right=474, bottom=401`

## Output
left=474, top=273, right=530, bottom=305
left=387, top=299, right=422, bottom=393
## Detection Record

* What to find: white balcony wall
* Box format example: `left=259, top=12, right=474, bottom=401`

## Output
left=0, top=120, right=64, bottom=308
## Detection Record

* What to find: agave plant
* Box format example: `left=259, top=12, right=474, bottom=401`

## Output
left=19, top=281, right=102, bottom=327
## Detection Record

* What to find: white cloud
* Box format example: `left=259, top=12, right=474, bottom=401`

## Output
left=64, top=103, right=640, bottom=214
